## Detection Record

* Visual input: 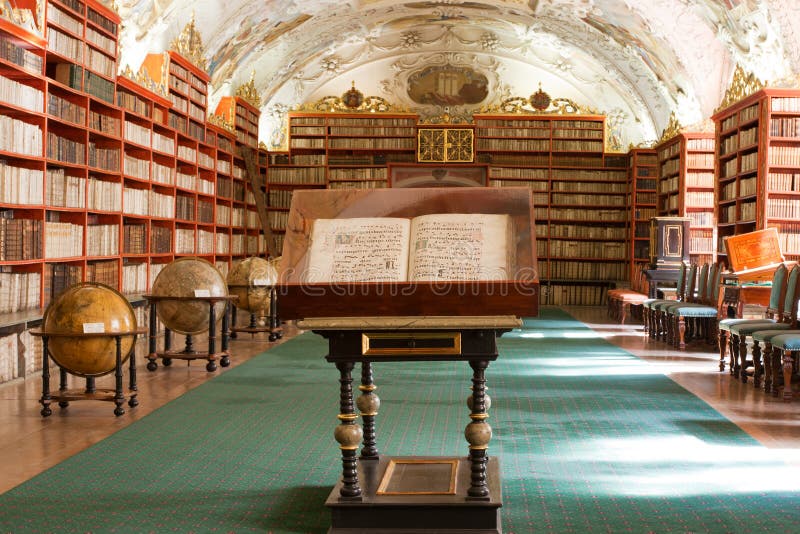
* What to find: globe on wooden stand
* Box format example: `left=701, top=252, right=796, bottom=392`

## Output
left=227, top=256, right=282, bottom=341
left=34, top=282, right=142, bottom=417
left=145, top=257, right=236, bottom=372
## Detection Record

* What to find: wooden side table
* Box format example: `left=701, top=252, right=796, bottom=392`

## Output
left=299, top=315, right=521, bottom=534
left=143, top=295, right=237, bottom=372
left=31, top=329, right=145, bottom=417
left=229, top=286, right=282, bottom=341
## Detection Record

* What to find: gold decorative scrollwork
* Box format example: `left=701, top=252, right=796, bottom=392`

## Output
left=208, top=114, right=236, bottom=133
left=716, top=64, right=764, bottom=113
left=296, top=94, right=409, bottom=113
left=236, top=72, right=261, bottom=108
left=658, top=111, right=682, bottom=144
left=170, top=14, right=208, bottom=72
left=0, top=0, right=45, bottom=36
left=479, top=95, right=593, bottom=116
left=417, top=128, right=474, bottom=163
left=121, top=64, right=168, bottom=97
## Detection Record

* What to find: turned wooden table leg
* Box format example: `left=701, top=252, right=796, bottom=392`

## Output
left=113, top=336, right=125, bottom=416
left=128, top=334, right=139, bottom=407
left=466, top=359, right=491, bottom=500
left=358, top=361, right=380, bottom=460
left=39, top=337, right=52, bottom=417
left=335, top=361, right=362, bottom=499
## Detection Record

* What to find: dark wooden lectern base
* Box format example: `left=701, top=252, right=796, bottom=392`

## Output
left=326, top=455, right=502, bottom=534
left=300, top=316, right=520, bottom=534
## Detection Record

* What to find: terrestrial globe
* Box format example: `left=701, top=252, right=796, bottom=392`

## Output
left=43, top=282, right=137, bottom=377
left=150, top=257, right=228, bottom=335
left=226, top=257, right=278, bottom=317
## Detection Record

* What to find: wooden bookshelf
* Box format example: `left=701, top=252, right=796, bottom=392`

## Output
left=712, top=87, right=800, bottom=263
left=475, top=113, right=628, bottom=306
left=214, top=95, right=268, bottom=265
left=0, top=4, right=265, bottom=323
left=655, top=132, right=716, bottom=265
left=628, top=148, right=658, bottom=279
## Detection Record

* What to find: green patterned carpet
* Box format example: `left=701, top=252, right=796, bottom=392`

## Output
left=1, top=308, right=799, bottom=533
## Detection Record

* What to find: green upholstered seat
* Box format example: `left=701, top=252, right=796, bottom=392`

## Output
left=719, top=264, right=790, bottom=333
left=730, top=321, right=792, bottom=336
left=752, top=329, right=800, bottom=343
left=768, top=333, right=800, bottom=351
left=719, top=318, right=772, bottom=331
left=669, top=305, right=717, bottom=318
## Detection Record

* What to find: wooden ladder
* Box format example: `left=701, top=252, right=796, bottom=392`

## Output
left=239, top=147, right=279, bottom=258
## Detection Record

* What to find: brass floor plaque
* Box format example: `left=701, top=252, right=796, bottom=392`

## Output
left=376, top=458, right=458, bottom=495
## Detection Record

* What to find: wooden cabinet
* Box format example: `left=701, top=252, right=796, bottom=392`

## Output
left=713, top=87, right=800, bottom=265
left=655, top=131, right=716, bottom=265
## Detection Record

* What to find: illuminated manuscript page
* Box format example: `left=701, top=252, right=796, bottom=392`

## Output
left=305, top=217, right=410, bottom=282
left=408, top=213, right=511, bottom=281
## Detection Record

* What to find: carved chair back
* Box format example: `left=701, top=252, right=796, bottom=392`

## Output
left=682, top=264, right=699, bottom=303
left=766, top=263, right=790, bottom=317
left=780, top=264, right=800, bottom=325
left=693, top=263, right=710, bottom=302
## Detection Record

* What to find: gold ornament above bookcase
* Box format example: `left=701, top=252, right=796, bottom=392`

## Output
left=478, top=86, right=622, bottom=152
left=0, top=0, right=44, bottom=35
left=236, top=72, right=261, bottom=108
left=658, top=112, right=714, bottom=144
left=658, top=112, right=682, bottom=144
left=716, top=64, right=765, bottom=113
left=120, top=64, right=168, bottom=97
left=296, top=93, right=408, bottom=114
left=207, top=113, right=236, bottom=133
left=170, top=14, right=208, bottom=72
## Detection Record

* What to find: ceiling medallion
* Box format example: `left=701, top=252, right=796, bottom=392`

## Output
left=236, top=71, right=261, bottom=108
left=407, top=65, right=489, bottom=106
left=529, top=83, right=551, bottom=111
left=170, top=14, right=208, bottom=72
left=716, top=64, right=764, bottom=113
left=341, top=81, right=364, bottom=109
left=658, top=111, right=682, bottom=144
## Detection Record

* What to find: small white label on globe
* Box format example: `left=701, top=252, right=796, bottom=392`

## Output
left=194, top=289, right=211, bottom=297
left=252, top=278, right=270, bottom=286
left=83, top=322, right=105, bottom=334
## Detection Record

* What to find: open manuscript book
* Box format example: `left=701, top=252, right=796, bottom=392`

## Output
left=304, top=213, right=514, bottom=283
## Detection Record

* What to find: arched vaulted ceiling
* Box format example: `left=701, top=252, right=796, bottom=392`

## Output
left=116, top=0, right=800, bottom=150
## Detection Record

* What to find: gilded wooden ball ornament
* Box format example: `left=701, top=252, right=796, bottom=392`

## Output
left=465, top=421, right=492, bottom=449
left=43, top=282, right=137, bottom=377
left=334, top=423, right=363, bottom=450
left=356, top=391, right=380, bottom=416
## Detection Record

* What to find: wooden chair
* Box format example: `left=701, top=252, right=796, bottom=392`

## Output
left=727, top=264, right=799, bottom=383
left=607, top=267, right=648, bottom=324
left=663, top=263, right=722, bottom=350
left=759, top=332, right=800, bottom=401
left=642, top=263, right=688, bottom=339
left=651, top=264, right=698, bottom=342
left=717, top=263, right=789, bottom=373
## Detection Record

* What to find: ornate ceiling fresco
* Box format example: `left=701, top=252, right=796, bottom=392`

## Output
left=113, top=0, right=800, bottom=150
